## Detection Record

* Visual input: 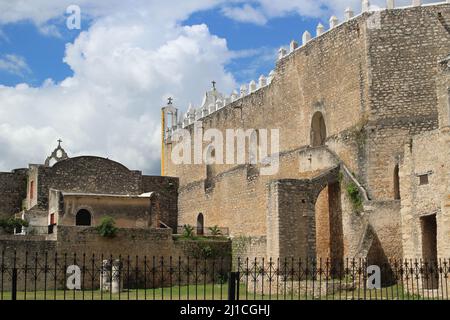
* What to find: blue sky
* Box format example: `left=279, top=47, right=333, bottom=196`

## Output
left=0, top=7, right=319, bottom=87
left=0, top=0, right=442, bottom=174
left=0, top=18, right=88, bottom=86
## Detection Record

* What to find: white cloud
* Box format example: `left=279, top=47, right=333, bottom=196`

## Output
left=0, top=1, right=237, bottom=174
left=0, top=54, right=31, bottom=76
left=0, top=0, right=444, bottom=174
left=222, top=4, right=267, bottom=25
left=220, top=0, right=443, bottom=24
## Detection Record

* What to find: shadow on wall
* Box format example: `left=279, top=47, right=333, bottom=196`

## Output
left=366, top=228, right=395, bottom=287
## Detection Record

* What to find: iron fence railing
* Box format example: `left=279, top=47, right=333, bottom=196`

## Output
left=0, top=251, right=448, bottom=300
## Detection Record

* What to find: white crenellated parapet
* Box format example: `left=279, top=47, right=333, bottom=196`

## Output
left=362, top=0, right=370, bottom=12
left=224, top=96, right=231, bottom=106
left=249, top=80, right=257, bottom=93
left=290, top=40, right=298, bottom=52
left=231, top=90, right=239, bottom=102
left=187, top=104, right=196, bottom=124
left=202, top=104, right=209, bottom=118
left=345, top=7, right=354, bottom=20
left=195, top=109, right=202, bottom=120
left=216, top=99, right=223, bottom=110
left=302, top=31, right=312, bottom=45
left=240, top=84, right=248, bottom=97
left=268, top=70, right=275, bottom=84
left=412, top=0, right=421, bottom=6
left=329, top=16, right=339, bottom=29
left=259, top=75, right=267, bottom=88
left=278, top=47, right=287, bottom=60
left=316, top=23, right=325, bottom=36
left=183, top=115, right=189, bottom=128
left=386, top=0, right=395, bottom=9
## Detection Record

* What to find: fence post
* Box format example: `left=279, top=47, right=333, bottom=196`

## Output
left=228, top=272, right=240, bottom=301
left=11, top=268, right=17, bottom=301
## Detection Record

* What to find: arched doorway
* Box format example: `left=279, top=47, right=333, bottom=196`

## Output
left=314, top=182, right=344, bottom=275
left=310, top=112, right=327, bottom=147
left=197, top=213, right=204, bottom=236
left=76, top=209, right=92, bottom=226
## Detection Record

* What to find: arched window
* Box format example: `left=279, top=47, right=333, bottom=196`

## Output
left=197, top=213, right=204, bottom=236
left=310, top=112, right=327, bottom=147
left=393, top=164, right=400, bottom=200
left=76, top=209, right=92, bottom=226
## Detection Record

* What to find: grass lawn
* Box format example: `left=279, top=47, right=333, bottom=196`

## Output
left=0, top=283, right=443, bottom=300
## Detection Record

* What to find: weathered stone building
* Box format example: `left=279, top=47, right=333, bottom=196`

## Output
left=0, top=144, right=233, bottom=289
left=0, top=141, right=179, bottom=232
left=162, top=1, right=450, bottom=268
left=400, top=53, right=450, bottom=266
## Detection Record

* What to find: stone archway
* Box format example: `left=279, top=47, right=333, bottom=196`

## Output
left=76, top=209, right=92, bottom=226
left=197, top=213, right=204, bottom=236
left=310, top=112, right=327, bottom=147
left=314, top=181, right=344, bottom=274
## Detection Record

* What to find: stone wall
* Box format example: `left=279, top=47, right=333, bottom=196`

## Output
left=35, top=157, right=143, bottom=209
left=141, top=176, right=179, bottom=230
left=0, top=226, right=231, bottom=291
left=18, top=156, right=179, bottom=230
left=365, top=5, right=450, bottom=200
left=57, top=194, right=157, bottom=229
left=164, top=4, right=450, bottom=262
left=400, top=129, right=450, bottom=259
left=0, top=169, right=27, bottom=219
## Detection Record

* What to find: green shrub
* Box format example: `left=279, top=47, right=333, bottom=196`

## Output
left=96, top=216, right=118, bottom=238
left=0, top=218, right=29, bottom=234
left=346, top=183, right=363, bottom=211
left=208, top=225, right=222, bottom=236
left=182, top=224, right=195, bottom=239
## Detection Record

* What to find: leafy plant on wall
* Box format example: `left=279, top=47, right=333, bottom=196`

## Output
left=0, top=218, right=29, bottom=234
left=96, top=216, right=118, bottom=238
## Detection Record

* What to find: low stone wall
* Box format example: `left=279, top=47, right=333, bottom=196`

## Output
left=0, top=226, right=232, bottom=292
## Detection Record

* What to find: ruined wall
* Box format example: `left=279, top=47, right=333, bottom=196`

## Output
left=0, top=169, right=27, bottom=219
left=141, top=175, right=179, bottom=230
left=365, top=4, right=450, bottom=200
left=178, top=147, right=339, bottom=239
left=400, top=130, right=447, bottom=259
left=267, top=179, right=315, bottom=260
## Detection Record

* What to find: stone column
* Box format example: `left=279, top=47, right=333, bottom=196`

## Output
left=101, top=259, right=122, bottom=294
left=111, top=260, right=121, bottom=294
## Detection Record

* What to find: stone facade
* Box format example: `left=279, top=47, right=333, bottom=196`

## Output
left=0, top=151, right=179, bottom=231
left=0, top=169, right=27, bottom=220
left=400, top=54, right=450, bottom=262
left=162, top=3, right=450, bottom=266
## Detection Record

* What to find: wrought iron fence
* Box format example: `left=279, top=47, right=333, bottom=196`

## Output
left=0, top=251, right=448, bottom=301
